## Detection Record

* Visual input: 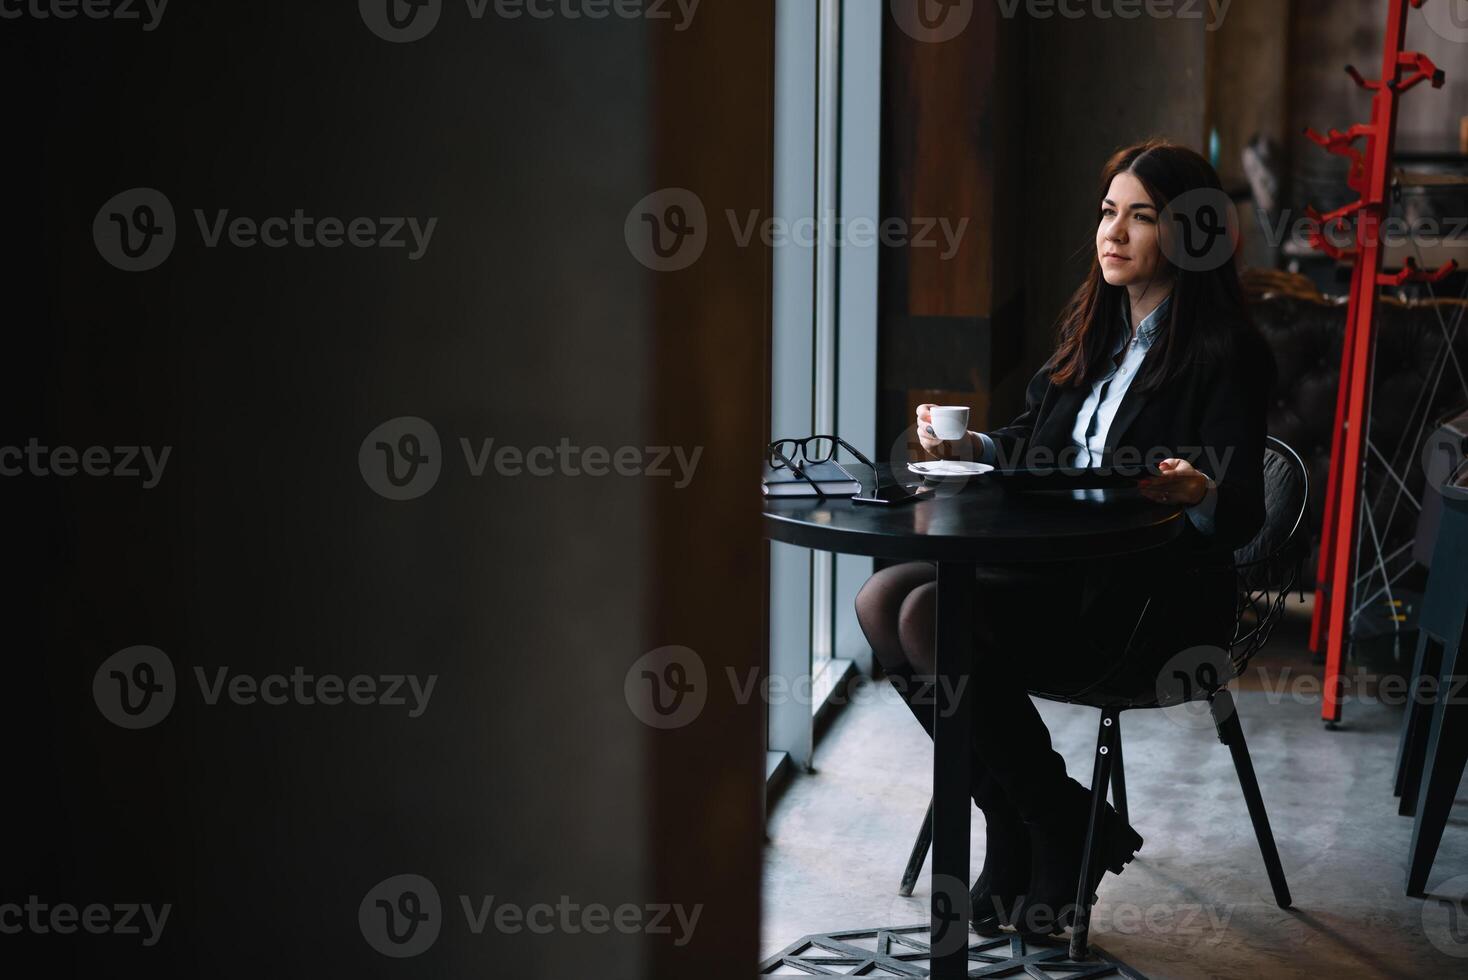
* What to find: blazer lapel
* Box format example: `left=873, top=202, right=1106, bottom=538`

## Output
left=1034, top=384, right=1088, bottom=452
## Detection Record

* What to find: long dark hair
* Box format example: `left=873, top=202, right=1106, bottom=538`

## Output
left=1048, top=139, right=1250, bottom=391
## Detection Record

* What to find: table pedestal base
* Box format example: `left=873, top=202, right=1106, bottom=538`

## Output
left=759, top=924, right=1148, bottom=977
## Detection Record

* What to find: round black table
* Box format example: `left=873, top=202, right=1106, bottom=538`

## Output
left=763, top=473, right=1184, bottom=977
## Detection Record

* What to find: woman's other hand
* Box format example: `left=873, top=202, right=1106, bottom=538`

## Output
left=1138, top=458, right=1208, bottom=506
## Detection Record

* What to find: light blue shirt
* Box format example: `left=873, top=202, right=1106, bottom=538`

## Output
left=975, top=293, right=1219, bottom=535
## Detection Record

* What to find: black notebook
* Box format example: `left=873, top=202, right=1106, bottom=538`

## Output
left=761, top=461, right=863, bottom=497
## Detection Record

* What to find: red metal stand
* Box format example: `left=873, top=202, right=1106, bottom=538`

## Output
left=1305, top=0, right=1454, bottom=725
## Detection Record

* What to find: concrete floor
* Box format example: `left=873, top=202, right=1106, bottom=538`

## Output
left=762, top=601, right=1468, bottom=978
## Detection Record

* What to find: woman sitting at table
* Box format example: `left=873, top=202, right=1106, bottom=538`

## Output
left=855, top=139, right=1274, bottom=936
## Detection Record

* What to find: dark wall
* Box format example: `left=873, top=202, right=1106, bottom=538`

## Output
left=3, top=2, right=769, bottom=977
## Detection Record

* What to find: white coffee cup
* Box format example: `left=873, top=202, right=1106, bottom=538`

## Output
left=930, top=406, right=970, bottom=441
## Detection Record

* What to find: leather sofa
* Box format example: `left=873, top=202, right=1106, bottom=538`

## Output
left=1244, top=269, right=1468, bottom=579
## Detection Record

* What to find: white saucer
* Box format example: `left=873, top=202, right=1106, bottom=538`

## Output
left=907, top=461, right=995, bottom=478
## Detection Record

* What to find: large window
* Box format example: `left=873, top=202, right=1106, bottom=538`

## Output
left=768, top=0, right=881, bottom=782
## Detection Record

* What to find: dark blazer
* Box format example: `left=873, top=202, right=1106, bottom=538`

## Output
left=981, top=318, right=1277, bottom=663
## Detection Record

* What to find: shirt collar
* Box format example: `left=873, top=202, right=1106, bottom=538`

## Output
left=1116, top=291, right=1173, bottom=354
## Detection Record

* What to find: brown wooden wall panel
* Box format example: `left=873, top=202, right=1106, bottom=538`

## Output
left=878, top=5, right=1028, bottom=458
left=884, top=5, right=998, bottom=320
left=645, top=2, right=774, bottom=977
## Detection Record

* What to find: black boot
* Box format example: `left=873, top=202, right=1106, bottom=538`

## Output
left=968, top=787, right=1029, bottom=936
left=887, top=668, right=1031, bottom=933
left=1013, top=779, right=1142, bottom=937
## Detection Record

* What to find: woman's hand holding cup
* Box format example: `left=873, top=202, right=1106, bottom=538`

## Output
left=915, top=404, right=972, bottom=458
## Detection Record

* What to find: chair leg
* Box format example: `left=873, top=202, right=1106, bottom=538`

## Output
left=1397, top=636, right=1445, bottom=817
left=1394, top=632, right=1433, bottom=798
left=899, top=797, right=933, bottom=897
left=1407, top=636, right=1468, bottom=897
left=1211, top=690, right=1292, bottom=909
left=1069, top=708, right=1118, bottom=961
left=1109, top=718, right=1128, bottom=826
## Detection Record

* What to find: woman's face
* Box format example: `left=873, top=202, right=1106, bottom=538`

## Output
left=1097, top=171, right=1166, bottom=288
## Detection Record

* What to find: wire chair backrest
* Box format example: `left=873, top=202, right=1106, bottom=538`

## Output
left=1226, top=436, right=1311, bottom=677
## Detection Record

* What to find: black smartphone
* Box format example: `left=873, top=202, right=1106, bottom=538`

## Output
left=851, top=483, right=929, bottom=506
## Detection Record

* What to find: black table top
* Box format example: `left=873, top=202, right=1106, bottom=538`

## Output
left=763, top=466, right=1186, bottom=563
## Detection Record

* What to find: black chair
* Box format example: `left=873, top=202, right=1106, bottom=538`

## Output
left=1392, top=409, right=1468, bottom=821
left=898, top=436, right=1310, bottom=960
left=1397, top=461, right=1468, bottom=897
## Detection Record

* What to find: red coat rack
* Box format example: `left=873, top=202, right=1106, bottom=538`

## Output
left=1306, top=0, right=1455, bottom=725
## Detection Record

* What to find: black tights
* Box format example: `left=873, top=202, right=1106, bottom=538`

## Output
left=854, top=561, right=1094, bottom=823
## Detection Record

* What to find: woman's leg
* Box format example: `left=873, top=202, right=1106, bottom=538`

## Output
left=896, top=577, right=1078, bottom=823
left=954, top=574, right=1144, bottom=935
left=854, top=561, right=935, bottom=676
left=859, top=566, right=1029, bottom=928
left=855, top=562, right=1013, bottom=811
